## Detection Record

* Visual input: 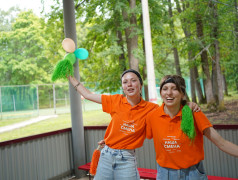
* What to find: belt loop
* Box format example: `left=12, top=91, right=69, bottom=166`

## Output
left=104, top=145, right=109, bottom=152
left=119, top=149, right=123, bottom=158
left=120, top=149, right=123, bottom=156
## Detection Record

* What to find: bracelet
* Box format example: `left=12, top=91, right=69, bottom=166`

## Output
left=74, top=82, right=81, bottom=91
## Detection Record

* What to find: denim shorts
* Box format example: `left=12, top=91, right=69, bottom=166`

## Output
left=156, top=161, right=208, bottom=180
left=93, top=145, right=140, bottom=180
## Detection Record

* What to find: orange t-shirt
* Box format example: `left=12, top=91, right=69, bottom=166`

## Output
left=146, top=103, right=212, bottom=169
left=102, top=94, right=159, bottom=149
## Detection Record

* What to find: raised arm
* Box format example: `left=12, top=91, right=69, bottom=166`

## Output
left=204, top=127, right=238, bottom=157
left=68, top=76, right=102, bottom=104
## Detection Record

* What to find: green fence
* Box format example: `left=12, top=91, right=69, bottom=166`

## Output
left=0, top=78, right=200, bottom=120
left=0, top=85, right=37, bottom=112
left=0, top=83, right=114, bottom=120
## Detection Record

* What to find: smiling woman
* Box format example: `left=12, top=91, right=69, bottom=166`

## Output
left=68, top=69, right=159, bottom=180
left=160, top=75, right=187, bottom=118
left=146, top=74, right=238, bottom=180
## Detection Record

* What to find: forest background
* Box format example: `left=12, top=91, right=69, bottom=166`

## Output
left=0, top=0, right=238, bottom=136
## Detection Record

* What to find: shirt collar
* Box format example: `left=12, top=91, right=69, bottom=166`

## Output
left=122, top=96, right=147, bottom=108
left=160, top=103, right=183, bottom=117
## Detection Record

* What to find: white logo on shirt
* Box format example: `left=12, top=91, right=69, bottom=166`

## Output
left=162, top=136, right=181, bottom=153
left=120, top=120, right=136, bottom=135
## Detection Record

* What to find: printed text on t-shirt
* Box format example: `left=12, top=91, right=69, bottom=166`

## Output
left=120, top=120, right=137, bottom=135
left=162, top=136, right=181, bottom=153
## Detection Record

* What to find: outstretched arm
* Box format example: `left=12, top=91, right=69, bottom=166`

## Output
left=68, top=76, right=102, bottom=104
left=204, top=127, right=238, bottom=157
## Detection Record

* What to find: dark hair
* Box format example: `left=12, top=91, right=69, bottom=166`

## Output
left=121, top=69, right=143, bottom=85
left=160, top=75, right=187, bottom=105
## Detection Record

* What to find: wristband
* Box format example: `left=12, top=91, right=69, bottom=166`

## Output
left=74, top=82, right=81, bottom=91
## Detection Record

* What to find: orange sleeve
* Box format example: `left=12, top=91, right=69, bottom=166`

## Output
left=101, top=95, right=113, bottom=113
left=146, top=113, right=153, bottom=139
left=193, top=111, right=213, bottom=133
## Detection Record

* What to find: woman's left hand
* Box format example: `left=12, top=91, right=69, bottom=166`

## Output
left=188, top=102, right=201, bottom=112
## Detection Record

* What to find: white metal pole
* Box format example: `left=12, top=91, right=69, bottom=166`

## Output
left=141, top=0, right=158, bottom=103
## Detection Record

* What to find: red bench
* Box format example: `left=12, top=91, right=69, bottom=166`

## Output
left=78, top=162, right=238, bottom=180
left=78, top=162, right=157, bottom=180
left=78, top=163, right=92, bottom=180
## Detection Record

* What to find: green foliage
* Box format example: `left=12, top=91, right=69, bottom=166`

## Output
left=73, top=1, right=130, bottom=92
left=0, top=10, right=52, bottom=85
left=1, top=0, right=238, bottom=95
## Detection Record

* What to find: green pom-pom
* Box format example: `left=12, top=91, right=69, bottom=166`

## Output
left=51, top=59, right=74, bottom=81
left=65, top=53, right=76, bottom=64
left=181, top=105, right=196, bottom=140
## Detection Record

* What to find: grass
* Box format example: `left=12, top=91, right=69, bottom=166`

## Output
left=0, top=110, right=110, bottom=142
left=0, top=117, right=31, bottom=127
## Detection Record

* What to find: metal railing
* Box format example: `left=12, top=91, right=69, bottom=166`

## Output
left=0, top=125, right=238, bottom=180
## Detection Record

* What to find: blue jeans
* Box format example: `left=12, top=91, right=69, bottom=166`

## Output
left=94, top=145, right=140, bottom=180
left=156, top=161, right=208, bottom=180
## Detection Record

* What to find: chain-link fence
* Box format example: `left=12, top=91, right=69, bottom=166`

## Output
left=0, top=83, right=113, bottom=120
left=0, top=85, right=38, bottom=119
left=0, top=78, right=196, bottom=120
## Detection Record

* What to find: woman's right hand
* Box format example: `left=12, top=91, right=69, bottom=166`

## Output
left=68, top=76, right=77, bottom=85
left=98, top=140, right=105, bottom=148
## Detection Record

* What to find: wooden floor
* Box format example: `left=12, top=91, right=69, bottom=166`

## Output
left=70, top=177, right=90, bottom=180
left=71, top=176, right=147, bottom=180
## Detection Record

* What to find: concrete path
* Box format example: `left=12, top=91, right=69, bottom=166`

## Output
left=0, top=115, right=58, bottom=133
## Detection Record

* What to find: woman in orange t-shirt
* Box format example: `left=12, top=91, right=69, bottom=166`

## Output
left=69, top=69, right=158, bottom=180
left=146, top=75, right=238, bottom=180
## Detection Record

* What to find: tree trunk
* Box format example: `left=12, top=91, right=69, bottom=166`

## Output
left=222, top=73, right=228, bottom=96
left=214, top=40, right=225, bottom=110
left=234, top=0, right=238, bottom=93
left=168, top=0, right=182, bottom=76
left=143, top=65, right=149, bottom=101
left=173, top=48, right=181, bottom=76
left=115, top=8, right=126, bottom=72
left=194, top=67, right=206, bottom=104
left=188, top=52, right=197, bottom=103
left=174, top=0, right=195, bottom=102
left=117, top=30, right=127, bottom=72
left=122, top=0, right=139, bottom=71
left=195, top=0, right=216, bottom=110
left=210, top=2, right=225, bottom=111
left=212, top=59, right=219, bottom=105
